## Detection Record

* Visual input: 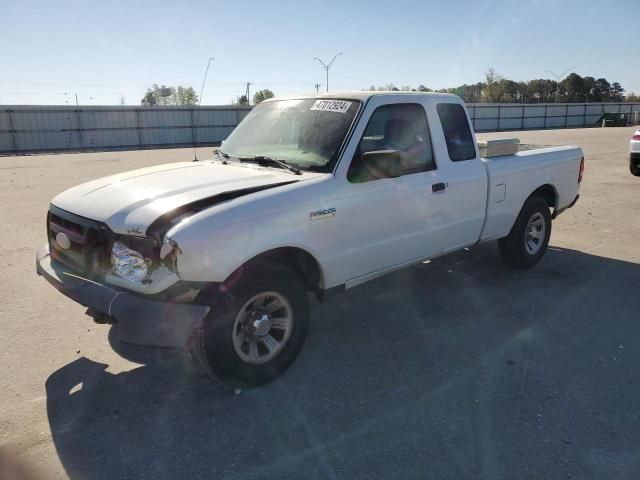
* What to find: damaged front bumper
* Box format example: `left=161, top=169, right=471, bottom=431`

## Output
left=36, top=246, right=210, bottom=349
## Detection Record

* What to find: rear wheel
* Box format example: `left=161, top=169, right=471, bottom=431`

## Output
left=498, top=195, right=552, bottom=269
left=192, top=263, right=310, bottom=387
left=630, top=157, right=640, bottom=176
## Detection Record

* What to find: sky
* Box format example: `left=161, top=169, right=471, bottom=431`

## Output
left=1, top=0, right=638, bottom=105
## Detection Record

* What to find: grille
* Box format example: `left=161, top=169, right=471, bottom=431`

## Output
left=47, top=207, right=111, bottom=275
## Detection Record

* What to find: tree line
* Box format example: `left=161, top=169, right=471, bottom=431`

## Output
left=233, top=89, right=274, bottom=106
left=141, top=84, right=199, bottom=106
left=140, top=84, right=275, bottom=106
left=140, top=70, right=638, bottom=106
left=367, top=69, right=638, bottom=103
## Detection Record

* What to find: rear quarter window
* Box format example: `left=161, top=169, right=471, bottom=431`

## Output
left=436, top=103, right=476, bottom=161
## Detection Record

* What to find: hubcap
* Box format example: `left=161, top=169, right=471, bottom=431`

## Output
left=252, top=313, right=271, bottom=337
left=524, top=212, right=546, bottom=255
left=232, top=291, right=293, bottom=365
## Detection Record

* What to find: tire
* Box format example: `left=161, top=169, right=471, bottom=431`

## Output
left=630, top=157, right=640, bottom=176
left=192, top=262, right=310, bottom=387
left=498, top=195, right=552, bottom=269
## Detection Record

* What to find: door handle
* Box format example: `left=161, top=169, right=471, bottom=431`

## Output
left=432, top=182, right=447, bottom=193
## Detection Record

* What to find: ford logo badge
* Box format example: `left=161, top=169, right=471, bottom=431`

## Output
left=56, top=232, right=71, bottom=250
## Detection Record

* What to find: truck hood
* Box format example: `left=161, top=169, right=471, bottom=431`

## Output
left=51, top=161, right=319, bottom=235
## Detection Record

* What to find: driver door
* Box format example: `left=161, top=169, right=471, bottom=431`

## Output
left=327, top=99, right=450, bottom=285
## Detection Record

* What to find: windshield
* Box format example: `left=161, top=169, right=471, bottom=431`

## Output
left=220, top=98, right=361, bottom=172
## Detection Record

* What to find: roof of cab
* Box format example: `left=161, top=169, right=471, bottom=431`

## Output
left=263, top=90, right=460, bottom=103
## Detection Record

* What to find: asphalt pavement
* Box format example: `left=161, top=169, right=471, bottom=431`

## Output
left=1, top=127, right=639, bottom=479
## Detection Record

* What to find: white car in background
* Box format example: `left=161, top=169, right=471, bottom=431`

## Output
left=631, top=128, right=640, bottom=176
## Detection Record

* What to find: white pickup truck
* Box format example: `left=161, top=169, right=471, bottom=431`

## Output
left=37, top=92, right=583, bottom=386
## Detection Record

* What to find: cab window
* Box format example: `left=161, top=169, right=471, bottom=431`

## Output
left=348, top=103, right=434, bottom=183
left=436, top=103, right=476, bottom=161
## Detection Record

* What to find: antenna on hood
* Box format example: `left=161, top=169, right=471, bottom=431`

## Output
left=193, top=57, right=215, bottom=161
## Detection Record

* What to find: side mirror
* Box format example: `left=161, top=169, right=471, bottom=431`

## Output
left=360, top=149, right=402, bottom=179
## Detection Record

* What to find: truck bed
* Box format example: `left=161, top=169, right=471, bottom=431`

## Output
left=479, top=143, right=583, bottom=242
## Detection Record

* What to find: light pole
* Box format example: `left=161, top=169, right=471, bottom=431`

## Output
left=245, top=82, right=252, bottom=105
left=194, top=57, right=214, bottom=161
left=313, top=53, right=342, bottom=92
left=545, top=67, right=576, bottom=103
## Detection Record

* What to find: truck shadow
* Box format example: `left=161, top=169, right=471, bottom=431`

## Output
left=45, top=244, right=640, bottom=479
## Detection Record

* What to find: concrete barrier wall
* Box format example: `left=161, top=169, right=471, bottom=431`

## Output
left=1, top=102, right=638, bottom=154
left=467, top=102, right=640, bottom=132
left=0, top=105, right=252, bottom=154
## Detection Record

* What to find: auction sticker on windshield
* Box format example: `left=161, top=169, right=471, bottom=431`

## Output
left=310, top=100, right=352, bottom=114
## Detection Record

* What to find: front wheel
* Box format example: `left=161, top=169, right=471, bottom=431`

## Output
left=498, top=195, right=552, bottom=269
left=630, top=157, right=640, bottom=176
left=192, top=263, right=310, bottom=387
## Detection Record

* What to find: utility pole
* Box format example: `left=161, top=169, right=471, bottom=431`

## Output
left=313, top=52, right=342, bottom=92
left=245, top=82, right=252, bottom=105
left=314, top=83, right=322, bottom=93
left=545, top=67, right=576, bottom=103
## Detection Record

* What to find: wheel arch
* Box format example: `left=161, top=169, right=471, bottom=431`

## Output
left=523, top=183, right=558, bottom=210
left=499, top=183, right=557, bottom=240
left=529, top=183, right=558, bottom=210
left=226, top=246, right=324, bottom=298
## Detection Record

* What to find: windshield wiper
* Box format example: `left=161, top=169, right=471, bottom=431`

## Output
left=215, top=149, right=230, bottom=164
left=238, top=155, right=302, bottom=175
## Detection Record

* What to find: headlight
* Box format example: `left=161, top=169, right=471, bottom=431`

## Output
left=111, top=241, right=149, bottom=283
